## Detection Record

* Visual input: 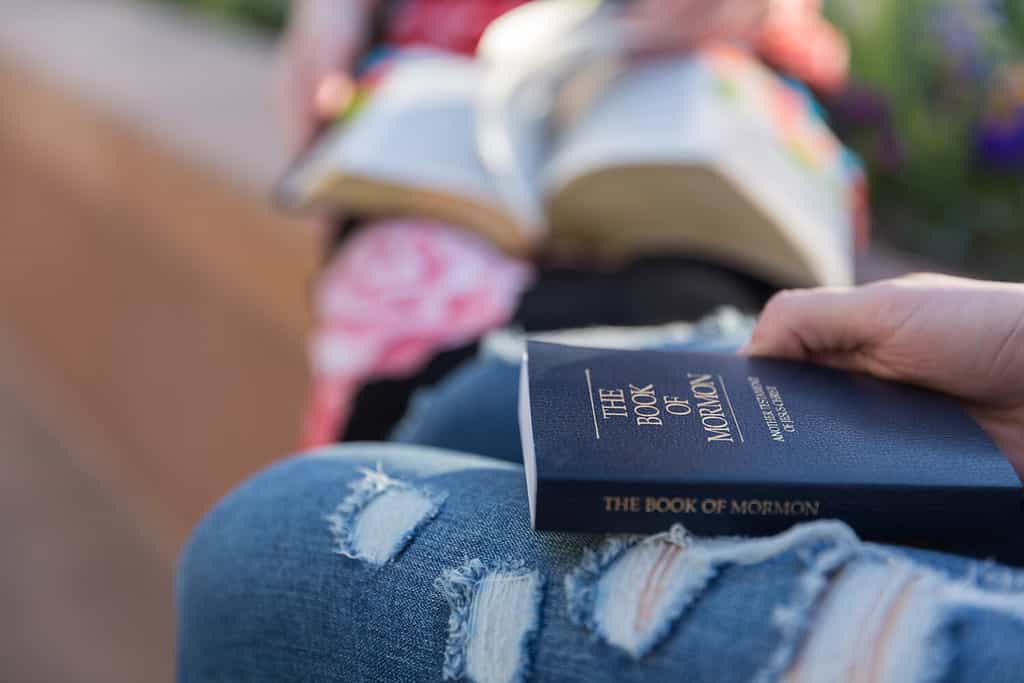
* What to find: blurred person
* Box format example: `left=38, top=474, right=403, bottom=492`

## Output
left=175, top=3, right=1024, bottom=680
left=282, top=0, right=846, bottom=148
left=177, top=273, right=1024, bottom=681
left=280, top=0, right=853, bottom=446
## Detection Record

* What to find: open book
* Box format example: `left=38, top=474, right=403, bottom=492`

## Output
left=277, top=47, right=856, bottom=288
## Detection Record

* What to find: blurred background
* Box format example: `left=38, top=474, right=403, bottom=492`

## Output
left=0, top=0, right=1021, bottom=681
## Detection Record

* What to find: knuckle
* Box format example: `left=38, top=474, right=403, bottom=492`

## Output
left=762, top=287, right=820, bottom=317
left=763, top=288, right=801, bottom=312
left=904, top=271, right=943, bottom=281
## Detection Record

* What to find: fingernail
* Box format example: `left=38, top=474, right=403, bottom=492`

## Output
left=315, top=74, right=355, bottom=118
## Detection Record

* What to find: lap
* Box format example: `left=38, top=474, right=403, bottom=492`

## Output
left=177, top=444, right=1024, bottom=683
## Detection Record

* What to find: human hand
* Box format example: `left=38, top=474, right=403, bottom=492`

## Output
left=628, top=0, right=772, bottom=49
left=280, top=0, right=375, bottom=150
left=744, top=274, right=1024, bottom=478
left=627, top=0, right=847, bottom=92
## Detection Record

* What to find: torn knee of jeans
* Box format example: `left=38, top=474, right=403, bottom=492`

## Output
left=435, top=559, right=544, bottom=683
left=564, top=525, right=713, bottom=659
left=776, top=558, right=952, bottom=683
left=567, top=521, right=861, bottom=661
left=325, top=463, right=446, bottom=565
left=965, top=559, right=1024, bottom=593
left=777, top=553, right=1024, bottom=683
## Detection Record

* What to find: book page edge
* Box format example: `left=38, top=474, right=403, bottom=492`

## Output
left=518, top=351, right=538, bottom=528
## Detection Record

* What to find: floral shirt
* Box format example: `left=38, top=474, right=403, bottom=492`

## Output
left=301, top=0, right=859, bottom=447
left=382, top=0, right=849, bottom=92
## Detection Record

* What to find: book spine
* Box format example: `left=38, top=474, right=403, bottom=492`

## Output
left=536, top=480, right=1023, bottom=556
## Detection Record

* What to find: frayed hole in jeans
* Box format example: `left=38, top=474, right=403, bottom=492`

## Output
left=568, top=521, right=862, bottom=661
left=780, top=558, right=955, bottom=683
left=435, top=559, right=544, bottom=683
left=325, top=463, right=446, bottom=565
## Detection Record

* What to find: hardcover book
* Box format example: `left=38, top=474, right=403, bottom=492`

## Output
left=519, top=341, right=1021, bottom=552
left=276, top=6, right=856, bottom=287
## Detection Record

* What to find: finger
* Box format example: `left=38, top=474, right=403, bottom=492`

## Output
left=287, top=64, right=355, bottom=152
left=632, top=0, right=770, bottom=49
left=742, top=286, right=875, bottom=361
left=629, top=0, right=722, bottom=50
left=302, top=35, right=359, bottom=141
left=706, top=0, right=771, bottom=43
left=278, top=36, right=322, bottom=151
left=283, top=1, right=367, bottom=148
left=314, top=71, right=356, bottom=122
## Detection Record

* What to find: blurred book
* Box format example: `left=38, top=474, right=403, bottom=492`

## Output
left=277, top=47, right=856, bottom=287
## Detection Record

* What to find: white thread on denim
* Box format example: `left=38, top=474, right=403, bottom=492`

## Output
left=763, top=545, right=1024, bottom=683
left=962, top=558, right=1024, bottom=594
left=435, top=559, right=544, bottom=683
left=567, top=521, right=861, bottom=660
left=943, top=581, right=1024, bottom=621
left=595, top=531, right=713, bottom=658
left=308, top=442, right=519, bottom=475
left=753, top=539, right=861, bottom=683
left=325, top=463, right=446, bottom=565
left=773, top=559, right=952, bottom=683
left=564, top=525, right=699, bottom=659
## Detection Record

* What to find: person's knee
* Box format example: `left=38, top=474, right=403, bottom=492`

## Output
left=177, top=443, right=490, bottom=589
left=176, top=447, right=426, bottom=678
left=175, top=443, right=518, bottom=677
left=178, top=452, right=332, bottom=578
left=177, top=445, right=445, bottom=609
left=175, top=452, right=330, bottom=671
left=177, top=443, right=545, bottom=680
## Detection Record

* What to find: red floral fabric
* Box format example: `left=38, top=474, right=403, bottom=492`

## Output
left=386, top=0, right=529, bottom=55
left=301, top=219, right=532, bottom=447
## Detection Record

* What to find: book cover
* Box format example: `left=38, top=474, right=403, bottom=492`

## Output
left=519, top=341, right=1021, bottom=553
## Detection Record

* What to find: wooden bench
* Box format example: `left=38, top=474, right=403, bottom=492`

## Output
left=0, top=0, right=317, bottom=563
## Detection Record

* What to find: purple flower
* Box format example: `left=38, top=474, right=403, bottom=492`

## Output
left=827, top=83, right=906, bottom=171
left=976, top=63, right=1024, bottom=170
left=977, top=107, right=1024, bottom=169
left=926, top=0, right=1006, bottom=119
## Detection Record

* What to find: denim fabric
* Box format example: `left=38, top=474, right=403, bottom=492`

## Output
left=177, top=443, right=1024, bottom=683
left=178, top=315, right=1024, bottom=682
left=391, top=309, right=754, bottom=464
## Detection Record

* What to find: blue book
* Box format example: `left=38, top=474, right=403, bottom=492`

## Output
left=519, top=341, right=1021, bottom=553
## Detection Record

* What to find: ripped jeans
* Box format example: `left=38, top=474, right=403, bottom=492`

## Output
left=176, top=314, right=1024, bottom=683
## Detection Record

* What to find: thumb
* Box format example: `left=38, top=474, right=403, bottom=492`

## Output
left=314, top=71, right=357, bottom=121
left=310, top=22, right=362, bottom=120
left=742, top=286, right=880, bottom=364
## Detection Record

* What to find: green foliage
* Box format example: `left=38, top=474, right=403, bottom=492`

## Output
left=157, top=0, right=288, bottom=33
left=827, top=0, right=1024, bottom=276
